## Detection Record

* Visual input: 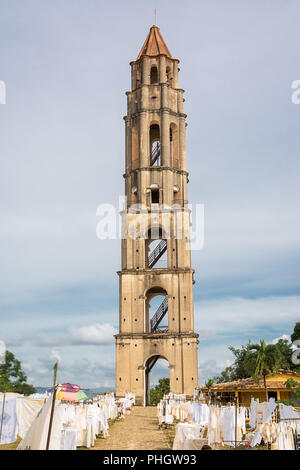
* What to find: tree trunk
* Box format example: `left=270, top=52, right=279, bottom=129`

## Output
left=263, top=374, right=268, bottom=401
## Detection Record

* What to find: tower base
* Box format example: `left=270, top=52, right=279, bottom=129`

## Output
left=115, top=332, right=199, bottom=406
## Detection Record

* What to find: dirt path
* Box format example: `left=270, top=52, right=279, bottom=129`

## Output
left=92, top=406, right=171, bottom=450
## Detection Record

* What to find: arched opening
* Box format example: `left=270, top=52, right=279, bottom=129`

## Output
left=173, top=185, right=181, bottom=205
left=136, top=66, right=141, bottom=88
left=150, top=66, right=158, bottom=84
left=144, top=355, right=169, bottom=406
left=151, top=188, right=159, bottom=204
left=145, top=227, right=167, bottom=269
left=170, top=127, right=173, bottom=167
left=147, top=240, right=167, bottom=268
left=145, top=287, right=168, bottom=333
left=170, top=123, right=179, bottom=168
left=149, top=124, right=160, bottom=166
left=166, top=66, right=172, bottom=86
left=131, top=124, right=139, bottom=169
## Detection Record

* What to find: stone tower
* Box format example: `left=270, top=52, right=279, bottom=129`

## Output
left=115, top=25, right=199, bottom=405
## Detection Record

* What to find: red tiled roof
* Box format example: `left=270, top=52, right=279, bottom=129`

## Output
left=199, top=370, right=300, bottom=391
left=136, top=25, right=173, bottom=60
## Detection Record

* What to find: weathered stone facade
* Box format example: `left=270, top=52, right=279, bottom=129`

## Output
left=115, top=26, right=199, bottom=405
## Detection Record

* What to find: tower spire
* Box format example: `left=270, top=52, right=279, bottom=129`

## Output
left=136, top=25, right=173, bottom=60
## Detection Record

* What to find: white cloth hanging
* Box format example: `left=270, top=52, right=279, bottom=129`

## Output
left=0, top=397, right=18, bottom=444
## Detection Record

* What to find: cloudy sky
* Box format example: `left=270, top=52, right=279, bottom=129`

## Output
left=0, top=0, right=299, bottom=389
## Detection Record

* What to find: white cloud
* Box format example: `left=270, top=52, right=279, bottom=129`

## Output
left=50, top=349, right=62, bottom=362
left=195, top=295, right=300, bottom=337
left=195, top=295, right=299, bottom=383
left=6, top=322, right=117, bottom=351
left=69, top=323, right=117, bottom=345
left=198, top=358, right=233, bottom=386
left=271, top=334, right=291, bottom=345
left=22, top=362, right=32, bottom=372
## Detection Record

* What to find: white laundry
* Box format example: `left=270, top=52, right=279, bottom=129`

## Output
left=16, top=398, right=45, bottom=438
left=60, top=428, right=78, bottom=450
left=250, top=398, right=277, bottom=447
left=0, top=397, right=18, bottom=444
left=17, top=395, right=65, bottom=450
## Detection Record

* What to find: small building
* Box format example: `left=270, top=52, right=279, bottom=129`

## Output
left=199, top=370, right=300, bottom=407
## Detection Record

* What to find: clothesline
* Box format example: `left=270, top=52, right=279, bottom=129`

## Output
left=160, top=396, right=300, bottom=450
left=0, top=391, right=136, bottom=449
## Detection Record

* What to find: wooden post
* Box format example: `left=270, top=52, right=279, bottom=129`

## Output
left=0, top=393, right=6, bottom=443
left=46, top=361, right=59, bottom=450
left=46, top=386, right=57, bottom=450
left=235, top=390, right=239, bottom=407
left=235, top=396, right=238, bottom=449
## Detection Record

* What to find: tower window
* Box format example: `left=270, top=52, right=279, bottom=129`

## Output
left=146, top=287, right=168, bottom=333
left=151, top=189, right=159, bottom=204
left=146, top=228, right=167, bottom=269
left=166, top=66, right=172, bottom=86
left=150, top=66, right=158, bottom=84
left=149, top=124, right=161, bottom=166
left=170, top=127, right=173, bottom=165
left=170, top=123, right=178, bottom=169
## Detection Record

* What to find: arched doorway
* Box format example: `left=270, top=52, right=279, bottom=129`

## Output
left=149, top=124, right=160, bottom=166
left=144, top=355, right=169, bottom=406
left=145, top=287, right=168, bottom=333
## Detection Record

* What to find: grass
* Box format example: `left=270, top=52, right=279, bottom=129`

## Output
left=160, top=421, right=177, bottom=449
left=0, top=436, right=21, bottom=450
left=77, top=417, right=120, bottom=450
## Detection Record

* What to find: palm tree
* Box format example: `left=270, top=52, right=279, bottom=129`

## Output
left=249, top=340, right=280, bottom=401
left=205, top=379, right=214, bottom=405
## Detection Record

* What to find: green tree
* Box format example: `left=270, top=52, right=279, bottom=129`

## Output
left=285, top=378, right=300, bottom=401
left=275, top=339, right=295, bottom=370
left=249, top=340, right=281, bottom=401
left=291, top=322, right=300, bottom=343
left=205, top=379, right=214, bottom=405
left=213, top=366, right=235, bottom=384
left=0, top=350, right=36, bottom=395
left=228, top=343, right=258, bottom=379
left=209, top=325, right=300, bottom=384
left=150, top=377, right=170, bottom=406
